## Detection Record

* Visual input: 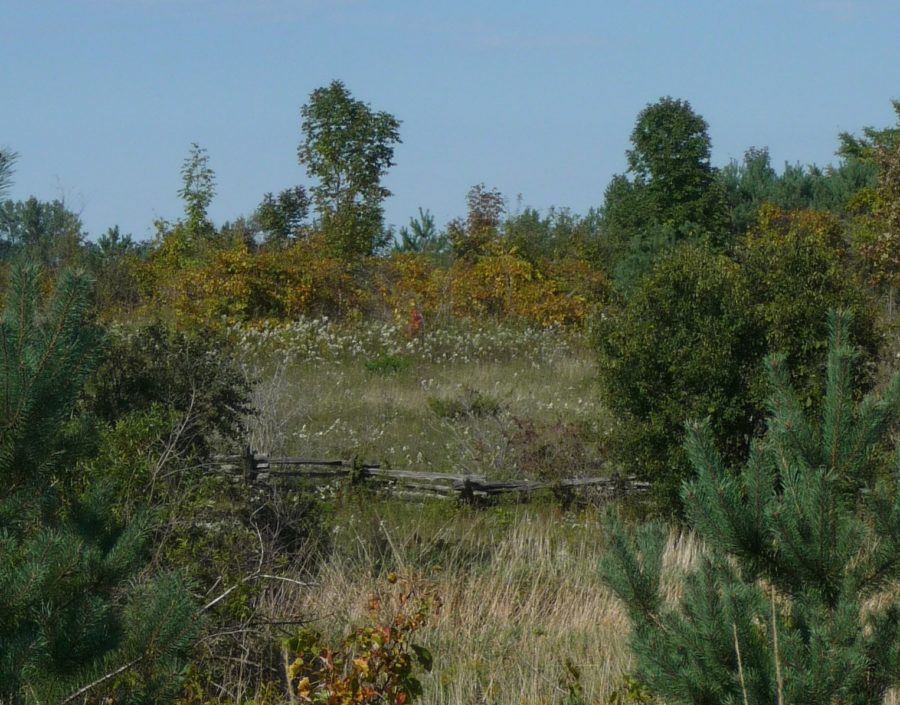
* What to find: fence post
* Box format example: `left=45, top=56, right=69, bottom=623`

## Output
left=242, top=444, right=257, bottom=484
left=458, top=477, right=475, bottom=505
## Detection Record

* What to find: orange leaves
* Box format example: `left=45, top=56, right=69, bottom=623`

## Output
left=132, top=225, right=607, bottom=328
left=283, top=576, right=438, bottom=705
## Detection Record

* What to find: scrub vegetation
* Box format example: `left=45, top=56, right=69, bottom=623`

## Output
left=1, top=89, right=898, bottom=704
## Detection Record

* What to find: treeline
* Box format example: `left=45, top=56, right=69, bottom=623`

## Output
left=1, top=88, right=896, bottom=332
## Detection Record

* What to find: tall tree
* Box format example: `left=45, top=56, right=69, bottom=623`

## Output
left=602, top=97, right=728, bottom=289
left=178, top=142, right=216, bottom=242
left=0, top=147, right=16, bottom=198
left=298, top=80, right=401, bottom=258
left=626, top=97, right=726, bottom=234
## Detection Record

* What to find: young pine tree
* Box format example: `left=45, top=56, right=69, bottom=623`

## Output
left=601, top=310, right=900, bottom=705
left=0, top=265, right=196, bottom=704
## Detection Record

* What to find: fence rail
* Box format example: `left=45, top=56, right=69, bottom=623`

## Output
left=212, top=448, right=650, bottom=503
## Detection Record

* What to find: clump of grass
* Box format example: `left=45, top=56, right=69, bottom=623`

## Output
left=365, top=353, right=410, bottom=375
left=427, top=386, right=504, bottom=420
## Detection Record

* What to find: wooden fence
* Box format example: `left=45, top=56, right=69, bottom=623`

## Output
left=212, top=447, right=650, bottom=503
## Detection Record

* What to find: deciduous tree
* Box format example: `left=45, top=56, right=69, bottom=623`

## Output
left=298, top=80, right=401, bottom=259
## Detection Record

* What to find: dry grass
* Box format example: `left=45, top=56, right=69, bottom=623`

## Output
left=258, top=500, right=700, bottom=705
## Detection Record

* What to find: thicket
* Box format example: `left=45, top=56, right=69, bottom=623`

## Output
left=601, top=311, right=900, bottom=704
left=0, top=265, right=196, bottom=704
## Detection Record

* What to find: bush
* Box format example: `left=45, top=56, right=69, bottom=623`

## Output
left=283, top=576, right=437, bottom=705
left=600, top=311, right=900, bottom=705
left=596, top=244, right=764, bottom=507
left=89, top=322, right=252, bottom=457
left=739, top=204, right=881, bottom=405
left=597, top=215, right=883, bottom=511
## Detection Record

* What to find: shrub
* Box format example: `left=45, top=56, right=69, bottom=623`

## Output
left=740, top=204, right=881, bottom=405
left=595, top=243, right=764, bottom=507
left=600, top=311, right=900, bottom=705
left=283, top=577, right=437, bottom=705
left=89, top=322, right=252, bottom=457
left=598, top=214, right=883, bottom=510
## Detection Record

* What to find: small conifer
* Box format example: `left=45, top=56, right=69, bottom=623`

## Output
left=0, top=264, right=196, bottom=704
left=601, top=310, right=900, bottom=704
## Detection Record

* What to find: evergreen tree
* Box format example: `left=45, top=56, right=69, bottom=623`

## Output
left=0, top=264, right=196, bottom=704
left=601, top=310, right=900, bottom=705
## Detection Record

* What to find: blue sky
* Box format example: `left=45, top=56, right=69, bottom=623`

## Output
left=2, top=0, right=899, bottom=241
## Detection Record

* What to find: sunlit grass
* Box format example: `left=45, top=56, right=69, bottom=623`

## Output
left=233, top=319, right=647, bottom=703
left=236, top=319, right=611, bottom=478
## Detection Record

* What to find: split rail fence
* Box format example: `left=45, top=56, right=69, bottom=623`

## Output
left=212, top=447, right=650, bottom=503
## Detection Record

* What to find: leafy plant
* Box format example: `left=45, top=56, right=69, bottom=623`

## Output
left=596, top=243, right=764, bottom=507
left=600, top=310, right=900, bottom=705
left=284, top=577, right=437, bottom=704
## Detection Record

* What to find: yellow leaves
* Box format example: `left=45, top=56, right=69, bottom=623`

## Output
left=296, top=676, right=312, bottom=699
left=131, top=225, right=606, bottom=328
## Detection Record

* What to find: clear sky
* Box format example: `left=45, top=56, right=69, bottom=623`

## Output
left=2, top=0, right=899, bottom=241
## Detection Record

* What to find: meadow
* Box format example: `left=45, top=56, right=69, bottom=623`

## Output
left=231, top=318, right=659, bottom=704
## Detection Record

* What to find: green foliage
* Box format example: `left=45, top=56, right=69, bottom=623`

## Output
left=0, top=264, right=195, bottom=704
left=602, top=97, right=728, bottom=290
left=428, top=386, right=504, bottom=420
left=365, top=353, right=410, bottom=375
left=504, top=205, right=605, bottom=266
left=179, top=142, right=217, bottom=242
left=88, top=322, right=252, bottom=457
left=626, top=97, right=727, bottom=237
left=86, top=225, right=144, bottom=318
left=298, top=80, right=401, bottom=259
left=0, top=146, right=17, bottom=198
left=739, top=205, right=881, bottom=406
left=395, top=207, right=447, bottom=256
left=600, top=311, right=900, bottom=705
left=597, top=209, right=882, bottom=507
left=256, top=185, right=310, bottom=247
left=719, top=146, right=877, bottom=234
left=283, top=578, right=437, bottom=705
left=596, top=244, right=764, bottom=506
left=0, top=196, right=85, bottom=267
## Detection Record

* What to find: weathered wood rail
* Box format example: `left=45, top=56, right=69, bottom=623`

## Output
left=212, top=448, right=649, bottom=503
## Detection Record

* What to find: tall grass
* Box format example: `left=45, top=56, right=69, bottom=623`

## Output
left=267, top=498, right=701, bottom=705
left=235, top=319, right=610, bottom=479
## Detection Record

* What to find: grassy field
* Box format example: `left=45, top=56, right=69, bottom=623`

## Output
left=229, top=319, right=657, bottom=703
left=236, top=318, right=613, bottom=481
left=225, top=317, right=900, bottom=705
